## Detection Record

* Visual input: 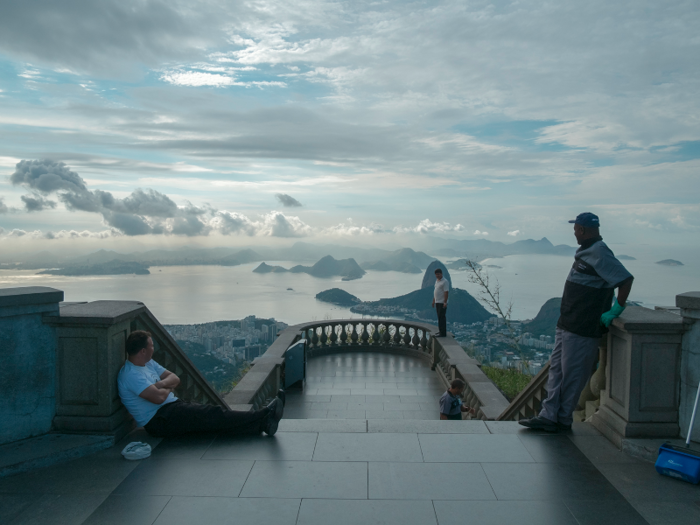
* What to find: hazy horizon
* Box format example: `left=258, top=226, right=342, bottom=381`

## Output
left=1, top=2, right=698, bottom=256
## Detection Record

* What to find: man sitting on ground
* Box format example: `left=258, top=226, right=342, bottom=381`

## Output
left=118, top=330, right=283, bottom=438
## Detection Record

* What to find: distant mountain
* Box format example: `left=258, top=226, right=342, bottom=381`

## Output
left=656, top=259, right=683, bottom=266
left=253, top=262, right=289, bottom=273
left=361, top=248, right=434, bottom=273
left=254, top=255, right=366, bottom=281
left=617, top=255, right=636, bottom=261
left=218, top=249, right=263, bottom=266
left=38, top=261, right=150, bottom=276
left=421, top=261, right=452, bottom=289
left=316, top=288, right=362, bottom=306
left=522, top=297, right=561, bottom=338
left=421, top=236, right=575, bottom=259
left=351, top=287, right=493, bottom=325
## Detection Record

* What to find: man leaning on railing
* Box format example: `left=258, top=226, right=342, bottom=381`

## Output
left=118, top=330, right=285, bottom=438
left=518, top=213, right=633, bottom=433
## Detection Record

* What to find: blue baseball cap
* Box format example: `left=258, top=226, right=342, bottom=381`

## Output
left=569, top=212, right=600, bottom=228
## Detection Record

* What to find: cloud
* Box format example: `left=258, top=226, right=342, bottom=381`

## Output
left=0, top=197, right=8, bottom=214
left=394, top=219, right=466, bottom=234
left=507, top=230, right=520, bottom=237
left=21, top=194, right=57, bottom=212
left=259, top=211, right=312, bottom=237
left=11, top=159, right=88, bottom=194
left=473, top=230, right=489, bottom=236
left=275, top=193, right=302, bottom=207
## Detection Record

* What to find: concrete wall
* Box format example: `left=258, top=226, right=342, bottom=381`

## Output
left=678, top=292, right=700, bottom=443
left=0, top=287, right=63, bottom=445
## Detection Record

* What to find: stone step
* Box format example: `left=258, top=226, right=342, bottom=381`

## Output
left=0, top=433, right=114, bottom=478
left=278, top=418, right=490, bottom=433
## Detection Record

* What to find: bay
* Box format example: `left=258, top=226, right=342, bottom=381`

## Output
left=1, top=246, right=698, bottom=325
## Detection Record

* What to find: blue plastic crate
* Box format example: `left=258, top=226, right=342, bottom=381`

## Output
left=655, top=443, right=700, bottom=484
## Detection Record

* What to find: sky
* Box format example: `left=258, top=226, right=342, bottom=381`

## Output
left=0, top=0, right=698, bottom=254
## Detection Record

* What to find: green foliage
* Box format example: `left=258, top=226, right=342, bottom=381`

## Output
left=481, top=366, right=532, bottom=401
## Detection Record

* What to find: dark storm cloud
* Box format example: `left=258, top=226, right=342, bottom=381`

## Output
left=21, top=194, right=57, bottom=212
left=10, top=159, right=88, bottom=194
left=0, top=0, right=229, bottom=76
left=276, top=193, right=302, bottom=207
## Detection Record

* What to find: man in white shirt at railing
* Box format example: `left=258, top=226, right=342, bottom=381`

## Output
left=432, top=268, right=450, bottom=337
left=118, top=330, right=284, bottom=438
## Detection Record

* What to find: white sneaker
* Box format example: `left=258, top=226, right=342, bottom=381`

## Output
left=121, top=441, right=152, bottom=460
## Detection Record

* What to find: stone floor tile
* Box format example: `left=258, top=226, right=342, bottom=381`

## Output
left=315, top=389, right=351, bottom=395
left=278, top=419, right=367, bottom=433
left=597, top=462, right=700, bottom=502
left=369, top=462, right=496, bottom=500
left=419, top=434, right=535, bottom=463
left=350, top=389, right=389, bottom=395
left=326, top=410, right=367, bottom=419
left=330, top=395, right=366, bottom=403
left=434, top=500, right=578, bottom=525
left=0, top=494, right=38, bottom=522
left=9, top=494, right=108, bottom=525
left=297, top=499, right=437, bottom=525
left=365, top=409, right=404, bottom=419
left=153, top=497, right=301, bottom=525
left=0, top=454, right=139, bottom=495
left=368, top=420, right=489, bottom=434
left=482, top=462, right=626, bottom=501
left=289, top=395, right=331, bottom=403
left=149, top=434, right=216, bottom=459
left=203, top=432, right=318, bottom=461
left=384, top=402, right=421, bottom=411
left=314, top=433, right=423, bottom=462
left=365, top=395, right=401, bottom=403
left=568, top=435, right=639, bottom=465
left=80, top=494, right=170, bottom=525
left=516, top=434, right=590, bottom=463
left=563, top=499, right=649, bottom=525
left=112, top=458, right=253, bottom=497
left=401, top=395, right=440, bottom=404
left=631, top=500, right=700, bottom=525
left=398, top=410, right=441, bottom=420
left=240, top=461, right=367, bottom=499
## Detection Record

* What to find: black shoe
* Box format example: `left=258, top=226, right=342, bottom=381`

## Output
left=277, top=389, right=286, bottom=407
left=518, top=416, right=558, bottom=432
left=557, top=422, right=572, bottom=432
left=263, top=398, right=284, bottom=436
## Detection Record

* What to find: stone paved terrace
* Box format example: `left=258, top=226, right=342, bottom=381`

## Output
left=2, top=352, right=700, bottom=525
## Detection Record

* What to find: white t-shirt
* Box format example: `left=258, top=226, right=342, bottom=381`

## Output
left=117, top=359, right=177, bottom=427
left=434, top=277, right=450, bottom=305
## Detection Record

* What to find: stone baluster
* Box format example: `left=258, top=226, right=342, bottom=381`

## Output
left=340, top=324, right=348, bottom=345
left=393, top=325, right=403, bottom=345
left=382, top=324, right=391, bottom=345
left=330, top=323, right=338, bottom=345
left=351, top=323, right=359, bottom=344
left=372, top=322, right=381, bottom=345
left=361, top=323, right=370, bottom=345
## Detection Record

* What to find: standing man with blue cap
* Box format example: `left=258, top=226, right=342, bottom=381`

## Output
left=519, top=212, right=633, bottom=432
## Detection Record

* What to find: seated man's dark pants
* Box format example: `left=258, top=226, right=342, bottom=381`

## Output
left=435, top=303, right=447, bottom=336
left=145, top=400, right=268, bottom=438
left=446, top=413, right=461, bottom=421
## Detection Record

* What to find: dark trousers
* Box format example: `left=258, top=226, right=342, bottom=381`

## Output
left=445, top=413, right=462, bottom=421
left=435, top=303, right=447, bottom=336
left=144, top=400, right=268, bottom=438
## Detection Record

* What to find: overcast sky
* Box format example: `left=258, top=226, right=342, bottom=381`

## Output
left=0, top=0, right=698, bottom=252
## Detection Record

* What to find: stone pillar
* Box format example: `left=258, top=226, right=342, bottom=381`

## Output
left=677, top=292, right=700, bottom=443
left=0, top=287, right=63, bottom=445
left=44, top=300, right=146, bottom=441
left=592, top=306, right=685, bottom=447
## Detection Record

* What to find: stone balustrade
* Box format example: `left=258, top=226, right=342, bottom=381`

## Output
left=224, top=318, right=511, bottom=420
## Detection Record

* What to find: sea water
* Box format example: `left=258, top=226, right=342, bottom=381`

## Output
left=1, top=246, right=697, bottom=325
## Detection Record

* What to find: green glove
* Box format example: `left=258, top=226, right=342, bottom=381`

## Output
left=601, top=297, right=625, bottom=327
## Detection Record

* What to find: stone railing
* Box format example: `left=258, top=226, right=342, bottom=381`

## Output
left=224, top=318, right=511, bottom=421
left=496, top=362, right=551, bottom=422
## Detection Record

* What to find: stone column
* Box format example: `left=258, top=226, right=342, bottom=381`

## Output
left=677, top=292, right=700, bottom=443
left=592, top=306, right=685, bottom=447
left=0, top=287, right=63, bottom=445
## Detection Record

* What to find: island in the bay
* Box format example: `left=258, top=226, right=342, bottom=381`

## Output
left=656, top=259, right=684, bottom=266
left=316, top=288, right=361, bottom=306
left=253, top=255, right=366, bottom=281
